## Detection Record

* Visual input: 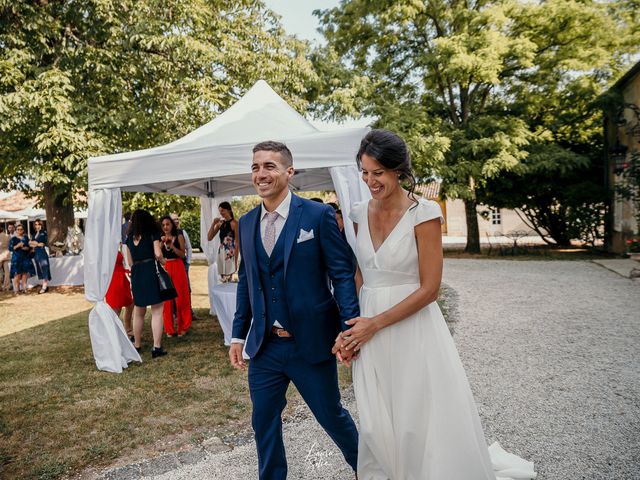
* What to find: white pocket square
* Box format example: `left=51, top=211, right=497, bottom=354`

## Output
left=296, top=228, right=314, bottom=243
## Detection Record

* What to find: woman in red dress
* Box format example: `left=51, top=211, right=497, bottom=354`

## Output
left=159, top=215, right=192, bottom=337
left=105, top=248, right=134, bottom=338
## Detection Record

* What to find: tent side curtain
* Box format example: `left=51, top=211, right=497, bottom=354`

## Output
left=85, top=187, right=141, bottom=372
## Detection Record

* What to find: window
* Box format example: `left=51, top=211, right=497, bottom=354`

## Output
left=491, top=209, right=501, bottom=225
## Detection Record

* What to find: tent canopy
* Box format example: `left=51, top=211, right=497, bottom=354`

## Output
left=88, top=80, right=369, bottom=197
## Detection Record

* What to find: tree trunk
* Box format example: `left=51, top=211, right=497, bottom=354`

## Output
left=43, top=182, right=75, bottom=249
left=464, top=198, right=481, bottom=253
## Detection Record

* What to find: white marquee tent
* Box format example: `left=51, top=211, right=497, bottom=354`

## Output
left=85, top=80, right=371, bottom=373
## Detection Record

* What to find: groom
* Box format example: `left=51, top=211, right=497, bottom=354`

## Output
left=229, top=141, right=359, bottom=479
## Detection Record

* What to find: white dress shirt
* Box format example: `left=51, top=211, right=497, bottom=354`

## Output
left=231, top=190, right=292, bottom=344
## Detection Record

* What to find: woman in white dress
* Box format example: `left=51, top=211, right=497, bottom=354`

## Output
left=334, top=130, right=535, bottom=480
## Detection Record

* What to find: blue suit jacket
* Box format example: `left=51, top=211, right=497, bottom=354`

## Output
left=232, top=194, right=360, bottom=364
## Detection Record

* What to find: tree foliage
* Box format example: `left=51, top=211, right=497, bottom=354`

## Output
left=0, top=0, right=317, bottom=243
left=318, top=0, right=638, bottom=251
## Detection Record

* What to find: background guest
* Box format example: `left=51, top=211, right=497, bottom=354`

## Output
left=124, top=210, right=168, bottom=358
left=29, top=220, right=51, bottom=294
left=170, top=213, right=197, bottom=319
left=9, top=224, right=34, bottom=294
left=327, top=202, right=346, bottom=240
left=105, top=245, right=134, bottom=340
left=0, top=225, right=10, bottom=291
left=160, top=215, right=192, bottom=337
left=7, top=223, right=16, bottom=238
left=121, top=212, right=131, bottom=244
left=207, top=201, right=238, bottom=282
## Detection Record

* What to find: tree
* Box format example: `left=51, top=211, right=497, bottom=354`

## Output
left=480, top=144, right=607, bottom=246
left=0, top=0, right=317, bottom=245
left=318, top=0, right=636, bottom=252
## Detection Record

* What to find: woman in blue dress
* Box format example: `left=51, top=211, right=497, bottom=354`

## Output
left=9, top=224, right=34, bottom=294
left=29, top=220, right=51, bottom=294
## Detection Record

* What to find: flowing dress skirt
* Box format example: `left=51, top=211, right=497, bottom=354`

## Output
left=354, top=283, right=535, bottom=480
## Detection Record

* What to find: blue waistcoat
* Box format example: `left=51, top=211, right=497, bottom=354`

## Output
left=255, top=219, right=291, bottom=332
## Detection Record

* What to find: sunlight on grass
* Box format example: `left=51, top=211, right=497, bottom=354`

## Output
left=0, top=306, right=251, bottom=479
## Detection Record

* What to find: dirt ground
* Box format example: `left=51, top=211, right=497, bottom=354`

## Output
left=0, top=264, right=211, bottom=337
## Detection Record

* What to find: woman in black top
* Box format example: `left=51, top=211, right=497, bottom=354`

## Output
left=207, top=201, right=238, bottom=282
left=124, top=210, right=168, bottom=358
left=159, top=215, right=192, bottom=337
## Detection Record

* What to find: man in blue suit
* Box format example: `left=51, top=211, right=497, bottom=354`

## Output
left=229, top=141, right=359, bottom=479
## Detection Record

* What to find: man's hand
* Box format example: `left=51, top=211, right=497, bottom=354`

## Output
left=332, top=332, right=359, bottom=367
left=229, top=343, right=246, bottom=370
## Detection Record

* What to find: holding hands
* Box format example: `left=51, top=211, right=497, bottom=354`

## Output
left=332, top=316, right=380, bottom=366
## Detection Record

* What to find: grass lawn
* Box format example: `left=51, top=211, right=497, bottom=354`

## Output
left=0, top=306, right=256, bottom=479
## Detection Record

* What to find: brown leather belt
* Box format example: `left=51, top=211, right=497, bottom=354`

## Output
left=271, top=326, right=292, bottom=338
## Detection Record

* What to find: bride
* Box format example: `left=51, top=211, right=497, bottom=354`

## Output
left=333, top=129, right=536, bottom=479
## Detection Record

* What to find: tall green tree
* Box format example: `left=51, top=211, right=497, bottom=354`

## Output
left=0, top=0, right=317, bottom=244
left=318, top=0, right=636, bottom=252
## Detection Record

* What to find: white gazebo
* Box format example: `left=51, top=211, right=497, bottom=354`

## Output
left=85, top=80, right=371, bottom=373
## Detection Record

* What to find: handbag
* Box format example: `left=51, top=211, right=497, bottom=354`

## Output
left=155, top=260, right=177, bottom=301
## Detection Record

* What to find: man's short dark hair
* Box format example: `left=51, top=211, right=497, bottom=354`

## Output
left=252, top=141, right=293, bottom=167
left=327, top=202, right=339, bottom=211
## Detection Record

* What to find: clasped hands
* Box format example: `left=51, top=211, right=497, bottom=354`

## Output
left=161, top=235, right=174, bottom=248
left=332, top=316, right=379, bottom=367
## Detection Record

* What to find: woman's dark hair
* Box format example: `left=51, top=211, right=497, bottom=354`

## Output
left=356, top=129, right=418, bottom=203
left=219, top=201, right=234, bottom=220
left=159, top=215, right=179, bottom=237
left=128, top=210, right=160, bottom=238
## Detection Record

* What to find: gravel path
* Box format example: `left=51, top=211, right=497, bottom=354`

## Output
left=98, top=259, right=640, bottom=480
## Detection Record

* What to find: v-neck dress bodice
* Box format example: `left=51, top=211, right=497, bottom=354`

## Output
left=348, top=199, right=535, bottom=480
left=353, top=198, right=442, bottom=290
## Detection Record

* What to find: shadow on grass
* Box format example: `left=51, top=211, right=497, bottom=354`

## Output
left=0, top=307, right=251, bottom=479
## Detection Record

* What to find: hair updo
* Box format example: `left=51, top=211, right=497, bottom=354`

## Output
left=356, top=129, right=417, bottom=203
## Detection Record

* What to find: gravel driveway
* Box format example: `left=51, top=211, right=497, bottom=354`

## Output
left=99, top=259, right=640, bottom=480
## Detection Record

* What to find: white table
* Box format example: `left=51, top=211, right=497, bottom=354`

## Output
left=210, top=282, right=238, bottom=346
left=27, top=254, right=84, bottom=287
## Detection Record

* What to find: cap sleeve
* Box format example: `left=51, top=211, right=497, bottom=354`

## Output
left=414, top=198, right=444, bottom=226
left=348, top=201, right=367, bottom=224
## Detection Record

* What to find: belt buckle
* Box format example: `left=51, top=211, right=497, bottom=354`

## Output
left=274, top=327, right=289, bottom=337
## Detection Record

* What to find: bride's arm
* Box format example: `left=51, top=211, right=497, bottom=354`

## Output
left=344, top=218, right=443, bottom=351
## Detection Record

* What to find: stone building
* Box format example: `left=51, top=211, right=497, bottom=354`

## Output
left=605, top=61, right=640, bottom=253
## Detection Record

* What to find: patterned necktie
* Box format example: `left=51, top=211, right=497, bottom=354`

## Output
left=263, top=211, right=279, bottom=256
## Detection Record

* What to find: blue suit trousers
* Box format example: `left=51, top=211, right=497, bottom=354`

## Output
left=248, top=335, right=359, bottom=479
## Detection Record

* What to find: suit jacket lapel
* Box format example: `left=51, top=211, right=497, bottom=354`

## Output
left=243, top=205, right=261, bottom=281
left=283, top=194, right=303, bottom=277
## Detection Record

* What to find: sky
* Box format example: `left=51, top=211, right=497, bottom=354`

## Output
left=263, top=0, right=341, bottom=44
left=262, top=1, right=373, bottom=128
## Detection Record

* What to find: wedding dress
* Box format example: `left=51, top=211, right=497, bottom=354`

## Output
left=349, top=199, right=536, bottom=480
